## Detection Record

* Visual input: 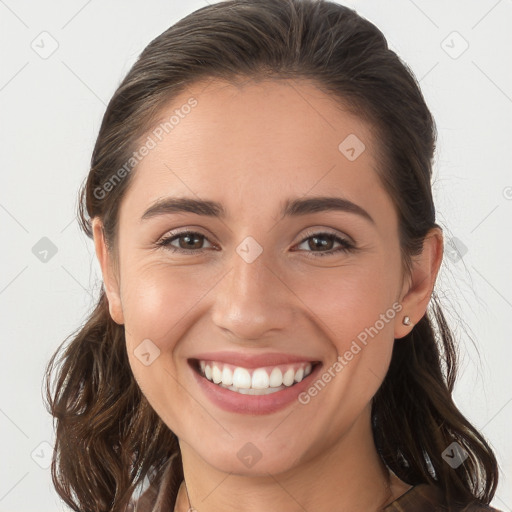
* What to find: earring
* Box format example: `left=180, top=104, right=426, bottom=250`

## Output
left=402, top=316, right=411, bottom=326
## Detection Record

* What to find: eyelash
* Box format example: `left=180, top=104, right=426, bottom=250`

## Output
left=155, top=230, right=356, bottom=258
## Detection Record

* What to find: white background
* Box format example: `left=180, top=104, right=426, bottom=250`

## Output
left=0, top=1, right=510, bottom=510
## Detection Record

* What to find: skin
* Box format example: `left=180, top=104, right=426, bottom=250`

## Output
left=93, top=78, right=443, bottom=512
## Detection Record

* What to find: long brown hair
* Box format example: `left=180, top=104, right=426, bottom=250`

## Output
left=44, top=1, right=499, bottom=510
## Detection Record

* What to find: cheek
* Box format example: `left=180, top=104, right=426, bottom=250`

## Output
left=291, top=255, right=402, bottom=344
left=120, top=260, right=219, bottom=348
left=120, top=262, right=222, bottom=436
left=289, top=254, right=402, bottom=413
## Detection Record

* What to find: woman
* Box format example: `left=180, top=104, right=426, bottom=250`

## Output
left=44, top=1, right=501, bottom=511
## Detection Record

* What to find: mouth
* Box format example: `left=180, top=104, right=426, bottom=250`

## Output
left=188, top=354, right=322, bottom=414
left=192, top=359, right=317, bottom=395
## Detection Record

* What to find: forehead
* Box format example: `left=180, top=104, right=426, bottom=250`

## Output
left=149, top=77, right=374, bottom=162
left=122, top=77, right=390, bottom=220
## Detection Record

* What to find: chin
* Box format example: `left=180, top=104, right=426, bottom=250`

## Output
left=189, top=434, right=314, bottom=478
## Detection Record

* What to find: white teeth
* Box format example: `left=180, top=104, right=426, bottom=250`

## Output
left=198, top=360, right=316, bottom=393
left=269, top=367, right=283, bottom=387
left=212, top=365, right=222, bottom=384
left=223, top=384, right=285, bottom=395
left=221, top=366, right=233, bottom=386
left=251, top=368, right=270, bottom=389
left=232, top=367, right=252, bottom=389
left=282, top=368, right=295, bottom=386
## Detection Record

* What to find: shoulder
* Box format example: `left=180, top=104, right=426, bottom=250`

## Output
left=383, top=483, right=503, bottom=512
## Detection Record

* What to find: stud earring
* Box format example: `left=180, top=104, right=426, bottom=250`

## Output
left=402, top=316, right=411, bottom=326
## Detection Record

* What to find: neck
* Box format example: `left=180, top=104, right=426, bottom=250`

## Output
left=175, top=406, right=405, bottom=512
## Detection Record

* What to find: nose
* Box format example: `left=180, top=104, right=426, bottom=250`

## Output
left=210, top=246, right=296, bottom=342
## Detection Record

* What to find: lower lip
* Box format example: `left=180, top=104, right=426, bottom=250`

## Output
left=190, top=362, right=322, bottom=415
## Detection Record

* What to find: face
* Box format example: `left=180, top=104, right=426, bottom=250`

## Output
left=95, top=78, right=415, bottom=476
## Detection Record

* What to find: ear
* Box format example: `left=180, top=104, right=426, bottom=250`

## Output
left=394, top=227, right=443, bottom=339
left=92, top=217, right=125, bottom=325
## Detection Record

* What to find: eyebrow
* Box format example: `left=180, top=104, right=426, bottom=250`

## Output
left=141, top=196, right=375, bottom=224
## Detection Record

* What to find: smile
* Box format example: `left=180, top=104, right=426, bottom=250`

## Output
left=188, top=352, right=322, bottom=414
left=197, top=360, right=314, bottom=395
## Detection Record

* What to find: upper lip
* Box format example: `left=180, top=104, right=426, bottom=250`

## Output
left=189, top=351, right=320, bottom=369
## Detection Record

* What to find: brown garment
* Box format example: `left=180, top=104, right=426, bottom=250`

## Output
left=126, top=454, right=502, bottom=512
left=126, top=454, right=181, bottom=512
left=382, top=483, right=502, bottom=512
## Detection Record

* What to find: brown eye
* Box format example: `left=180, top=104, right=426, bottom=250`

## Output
left=294, top=232, right=355, bottom=257
left=306, top=234, right=336, bottom=251
left=176, top=233, right=204, bottom=250
left=157, top=231, right=213, bottom=252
